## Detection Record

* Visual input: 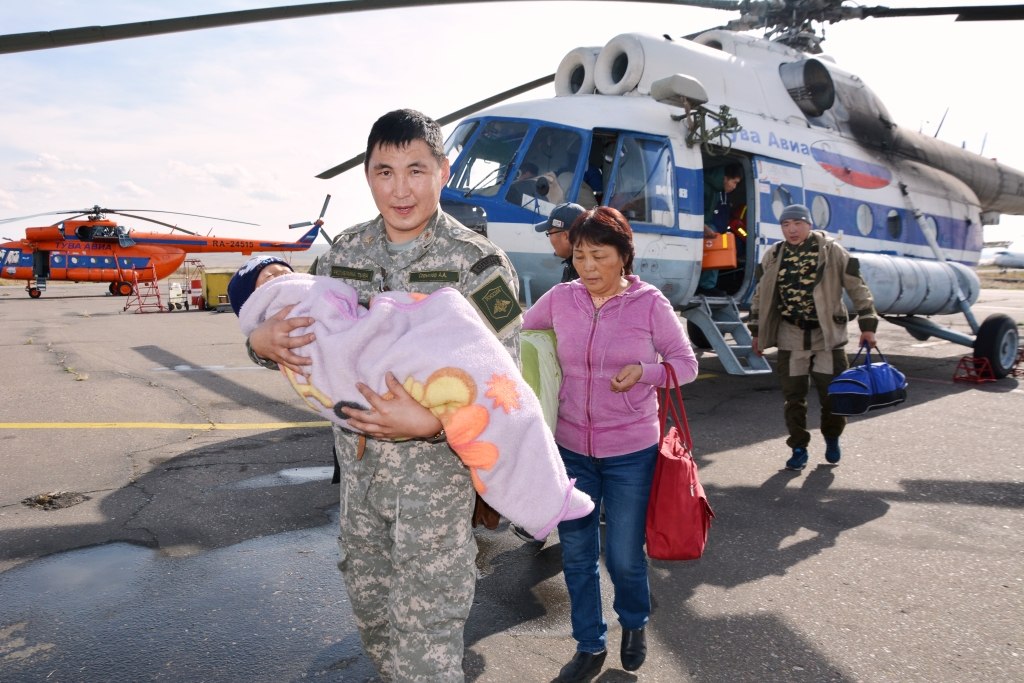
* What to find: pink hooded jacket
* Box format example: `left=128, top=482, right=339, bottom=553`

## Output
left=523, top=275, right=698, bottom=457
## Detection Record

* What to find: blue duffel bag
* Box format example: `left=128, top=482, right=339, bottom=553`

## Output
left=827, top=344, right=908, bottom=416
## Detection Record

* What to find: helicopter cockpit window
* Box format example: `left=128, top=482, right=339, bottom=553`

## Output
left=606, top=135, right=675, bottom=227
left=444, top=121, right=478, bottom=168
left=506, top=127, right=585, bottom=214
left=447, top=120, right=529, bottom=198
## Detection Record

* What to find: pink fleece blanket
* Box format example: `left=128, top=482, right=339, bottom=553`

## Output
left=238, top=273, right=593, bottom=539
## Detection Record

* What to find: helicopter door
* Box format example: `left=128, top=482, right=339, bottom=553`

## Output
left=749, top=156, right=807, bottom=291
left=32, top=249, right=51, bottom=278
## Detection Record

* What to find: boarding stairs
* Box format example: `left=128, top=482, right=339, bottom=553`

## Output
left=123, top=266, right=165, bottom=313
left=682, top=294, right=772, bottom=375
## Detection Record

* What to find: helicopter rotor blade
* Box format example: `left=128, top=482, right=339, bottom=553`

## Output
left=1, top=1, right=1021, bottom=56
left=289, top=194, right=333, bottom=229
left=0, top=1, right=746, bottom=55
left=315, top=74, right=554, bottom=180
left=108, top=209, right=258, bottom=225
left=858, top=4, right=1024, bottom=22
left=112, top=212, right=201, bottom=236
left=0, top=209, right=104, bottom=225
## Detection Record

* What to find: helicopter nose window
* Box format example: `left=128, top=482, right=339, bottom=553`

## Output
left=447, top=120, right=529, bottom=198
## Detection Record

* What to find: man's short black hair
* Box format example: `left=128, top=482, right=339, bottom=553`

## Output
left=364, top=109, right=446, bottom=171
left=723, top=162, right=743, bottom=180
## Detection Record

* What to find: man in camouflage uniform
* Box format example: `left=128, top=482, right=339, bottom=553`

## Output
left=248, top=109, right=521, bottom=682
left=749, top=203, right=877, bottom=472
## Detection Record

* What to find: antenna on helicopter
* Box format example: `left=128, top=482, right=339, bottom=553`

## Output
left=933, top=108, right=949, bottom=138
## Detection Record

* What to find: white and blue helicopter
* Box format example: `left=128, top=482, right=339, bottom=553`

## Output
left=4, top=0, right=1022, bottom=376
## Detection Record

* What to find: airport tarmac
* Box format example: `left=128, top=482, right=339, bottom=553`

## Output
left=0, top=283, right=1021, bottom=682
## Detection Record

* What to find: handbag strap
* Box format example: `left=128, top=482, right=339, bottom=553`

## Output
left=854, top=342, right=888, bottom=366
left=658, top=362, right=693, bottom=450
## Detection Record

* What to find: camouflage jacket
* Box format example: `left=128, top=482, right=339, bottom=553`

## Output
left=313, top=207, right=522, bottom=361
left=749, top=230, right=878, bottom=351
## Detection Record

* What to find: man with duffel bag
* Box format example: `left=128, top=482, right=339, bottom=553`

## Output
left=749, top=203, right=878, bottom=471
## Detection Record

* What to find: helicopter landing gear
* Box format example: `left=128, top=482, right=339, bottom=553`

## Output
left=974, top=313, right=1020, bottom=379
left=28, top=287, right=42, bottom=298
left=114, top=281, right=134, bottom=296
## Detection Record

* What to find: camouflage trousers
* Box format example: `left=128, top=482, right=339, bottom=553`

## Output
left=335, top=432, right=477, bottom=683
left=776, top=342, right=850, bottom=449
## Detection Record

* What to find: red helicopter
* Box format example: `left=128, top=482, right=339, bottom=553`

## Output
left=1, top=204, right=323, bottom=298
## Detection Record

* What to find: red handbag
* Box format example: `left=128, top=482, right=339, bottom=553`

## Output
left=645, top=363, right=714, bottom=561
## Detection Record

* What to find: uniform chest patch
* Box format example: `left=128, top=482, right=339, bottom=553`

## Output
left=330, top=266, right=374, bottom=282
left=470, top=275, right=523, bottom=334
left=409, top=270, right=460, bottom=283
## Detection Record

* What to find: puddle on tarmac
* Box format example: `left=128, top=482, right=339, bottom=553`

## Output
left=0, top=507, right=379, bottom=682
left=225, top=465, right=334, bottom=490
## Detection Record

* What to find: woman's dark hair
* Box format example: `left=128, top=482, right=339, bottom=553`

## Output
left=364, top=109, right=446, bottom=171
left=568, top=206, right=635, bottom=275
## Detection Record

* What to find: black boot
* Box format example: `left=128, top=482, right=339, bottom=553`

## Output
left=552, top=650, right=606, bottom=683
left=620, top=627, right=647, bottom=672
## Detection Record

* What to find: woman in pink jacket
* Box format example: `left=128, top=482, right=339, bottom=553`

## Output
left=523, top=206, right=698, bottom=682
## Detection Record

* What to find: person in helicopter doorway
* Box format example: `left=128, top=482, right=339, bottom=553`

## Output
left=696, top=163, right=743, bottom=296
left=749, top=203, right=879, bottom=471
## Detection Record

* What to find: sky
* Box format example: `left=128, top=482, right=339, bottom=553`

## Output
left=1, top=0, right=1022, bottom=247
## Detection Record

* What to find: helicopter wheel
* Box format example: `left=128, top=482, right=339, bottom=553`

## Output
left=108, top=282, right=118, bottom=295
left=116, top=282, right=133, bottom=296
left=973, top=313, right=1019, bottom=379
left=28, top=287, right=42, bottom=299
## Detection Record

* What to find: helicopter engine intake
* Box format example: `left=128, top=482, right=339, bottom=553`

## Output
left=554, top=47, right=601, bottom=96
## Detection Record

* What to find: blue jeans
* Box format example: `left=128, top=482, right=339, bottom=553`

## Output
left=557, top=444, right=658, bottom=654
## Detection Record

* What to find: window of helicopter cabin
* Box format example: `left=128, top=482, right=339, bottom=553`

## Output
left=886, top=209, right=902, bottom=239
left=446, top=120, right=529, bottom=198
left=605, top=134, right=675, bottom=227
left=504, top=126, right=584, bottom=213
left=811, top=195, right=831, bottom=230
left=856, top=203, right=874, bottom=236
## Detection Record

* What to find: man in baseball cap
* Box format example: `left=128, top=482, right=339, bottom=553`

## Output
left=535, top=202, right=585, bottom=283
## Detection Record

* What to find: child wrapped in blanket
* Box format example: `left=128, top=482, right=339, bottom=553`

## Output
left=228, top=255, right=594, bottom=540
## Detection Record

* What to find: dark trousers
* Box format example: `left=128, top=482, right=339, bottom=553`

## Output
left=777, top=348, right=849, bottom=448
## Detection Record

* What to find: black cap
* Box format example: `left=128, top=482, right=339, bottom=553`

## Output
left=534, top=202, right=585, bottom=233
